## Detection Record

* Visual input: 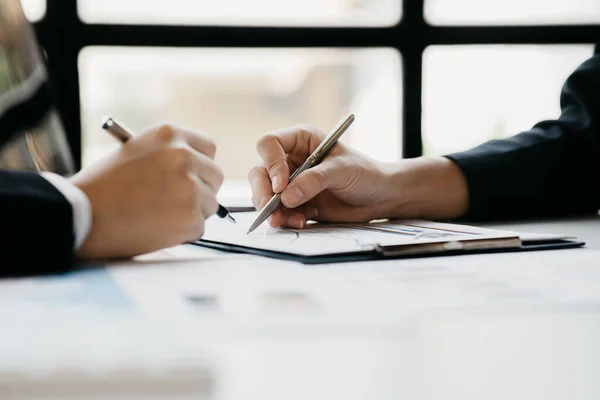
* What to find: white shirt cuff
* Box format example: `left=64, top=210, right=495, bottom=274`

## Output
left=41, top=172, right=92, bottom=250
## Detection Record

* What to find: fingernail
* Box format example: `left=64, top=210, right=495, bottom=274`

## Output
left=272, top=176, right=280, bottom=192
left=282, top=187, right=303, bottom=208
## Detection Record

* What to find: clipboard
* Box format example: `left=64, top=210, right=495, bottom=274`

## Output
left=194, top=213, right=585, bottom=264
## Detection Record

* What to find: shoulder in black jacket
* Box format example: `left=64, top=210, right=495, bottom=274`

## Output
left=447, top=40, right=600, bottom=220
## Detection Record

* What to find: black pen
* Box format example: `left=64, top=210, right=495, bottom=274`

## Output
left=101, top=115, right=236, bottom=224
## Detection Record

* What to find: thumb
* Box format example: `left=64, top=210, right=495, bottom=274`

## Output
left=280, top=164, right=331, bottom=209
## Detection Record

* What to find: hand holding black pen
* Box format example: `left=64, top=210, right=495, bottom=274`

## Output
left=71, top=119, right=227, bottom=260
left=101, top=116, right=235, bottom=223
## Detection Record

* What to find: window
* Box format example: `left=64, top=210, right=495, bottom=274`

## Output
left=426, top=0, right=600, bottom=25
left=423, top=45, right=593, bottom=155
left=32, top=1, right=599, bottom=173
left=21, top=0, right=45, bottom=21
left=79, top=47, right=402, bottom=177
left=77, top=0, right=402, bottom=27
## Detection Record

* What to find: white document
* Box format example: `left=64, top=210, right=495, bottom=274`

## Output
left=201, top=212, right=520, bottom=256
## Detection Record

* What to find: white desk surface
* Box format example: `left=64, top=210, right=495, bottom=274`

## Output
left=2, top=215, right=600, bottom=400
left=481, top=214, right=600, bottom=248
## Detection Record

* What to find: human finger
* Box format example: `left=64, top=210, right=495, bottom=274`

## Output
left=189, top=150, right=224, bottom=193
left=248, top=164, right=275, bottom=209
left=270, top=207, right=307, bottom=230
left=195, top=177, right=219, bottom=218
left=255, top=133, right=290, bottom=193
left=247, top=165, right=299, bottom=229
left=280, top=161, right=334, bottom=209
left=256, top=125, right=324, bottom=193
left=294, top=204, right=320, bottom=222
left=153, top=123, right=218, bottom=159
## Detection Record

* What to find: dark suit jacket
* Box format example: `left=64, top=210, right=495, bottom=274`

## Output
left=448, top=41, right=600, bottom=220
left=0, top=170, right=74, bottom=276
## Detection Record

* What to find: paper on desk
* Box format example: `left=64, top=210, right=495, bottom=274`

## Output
left=201, top=212, right=519, bottom=256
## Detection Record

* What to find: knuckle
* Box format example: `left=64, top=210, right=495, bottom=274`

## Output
left=294, top=124, right=324, bottom=139
left=248, top=166, right=257, bottom=182
left=165, top=147, right=192, bottom=170
left=156, top=123, right=178, bottom=142
left=203, top=136, right=217, bottom=158
left=311, top=168, right=328, bottom=190
left=180, top=174, right=199, bottom=197
left=293, top=123, right=314, bottom=133
left=266, top=160, right=280, bottom=175
left=256, top=133, right=274, bottom=150
left=266, top=158, right=285, bottom=177
left=213, top=163, right=225, bottom=189
left=335, top=156, right=350, bottom=170
left=199, top=157, right=224, bottom=191
left=248, top=165, right=264, bottom=182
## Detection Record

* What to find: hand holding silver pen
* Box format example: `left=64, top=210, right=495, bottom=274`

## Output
left=249, top=114, right=402, bottom=232
left=247, top=114, right=355, bottom=233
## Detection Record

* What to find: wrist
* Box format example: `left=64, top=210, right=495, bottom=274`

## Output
left=371, top=161, right=413, bottom=219
left=374, top=157, right=469, bottom=220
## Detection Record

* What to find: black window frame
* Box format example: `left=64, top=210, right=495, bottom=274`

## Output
left=33, top=0, right=599, bottom=170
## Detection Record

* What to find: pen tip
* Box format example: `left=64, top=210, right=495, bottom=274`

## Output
left=100, top=115, right=113, bottom=129
left=227, top=214, right=236, bottom=224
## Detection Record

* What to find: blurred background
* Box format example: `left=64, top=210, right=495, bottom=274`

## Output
left=23, top=0, right=600, bottom=178
left=78, top=47, right=402, bottom=177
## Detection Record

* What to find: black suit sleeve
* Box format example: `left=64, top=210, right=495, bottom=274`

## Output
left=446, top=45, right=600, bottom=220
left=0, top=170, right=74, bottom=276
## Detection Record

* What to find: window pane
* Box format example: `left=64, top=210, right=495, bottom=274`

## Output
left=21, top=0, right=45, bottom=22
left=79, top=47, right=402, bottom=178
left=423, top=45, right=593, bottom=156
left=426, top=0, right=600, bottom=25
left=78, top=0, right=401, bottom=27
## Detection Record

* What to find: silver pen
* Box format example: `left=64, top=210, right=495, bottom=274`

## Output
left=247, top=113, right=355, bottom=234
left=101, top=115, right=236, bottom=223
